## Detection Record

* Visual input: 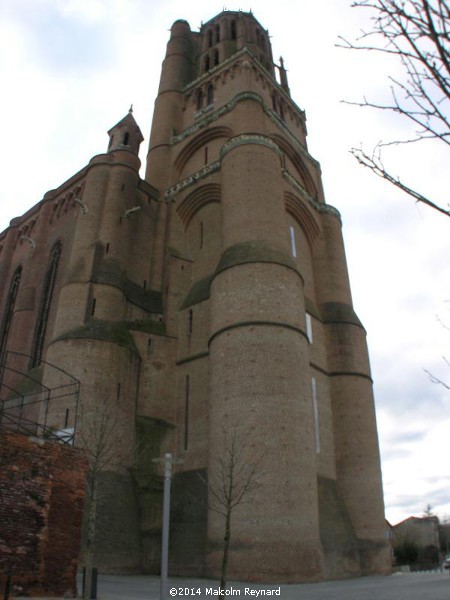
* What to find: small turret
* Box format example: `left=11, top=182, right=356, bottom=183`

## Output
left=278, top=56, right=290, bottom=96
left=107, top=107, right=144, bottom=154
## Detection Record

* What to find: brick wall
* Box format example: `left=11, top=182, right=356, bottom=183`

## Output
left=0, top=430, right=87, bottom=597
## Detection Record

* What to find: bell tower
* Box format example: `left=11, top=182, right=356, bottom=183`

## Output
left=144, top=10, right=391, bottom=582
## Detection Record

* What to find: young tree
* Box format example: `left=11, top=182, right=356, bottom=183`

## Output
left=204, top=429, right=261, bottom=593
left=77, top=402, right=123, bottom=600
left=338, top=0, right=450, bottom=217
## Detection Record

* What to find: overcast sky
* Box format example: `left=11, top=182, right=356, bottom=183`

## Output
left=0, top=0, right=449, bottom=525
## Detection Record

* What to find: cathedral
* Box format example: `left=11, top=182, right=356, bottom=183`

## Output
left=0, top=10, right=390, bottom=582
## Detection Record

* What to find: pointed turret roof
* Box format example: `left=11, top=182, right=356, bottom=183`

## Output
left=107, top=109, right=144, bottom=154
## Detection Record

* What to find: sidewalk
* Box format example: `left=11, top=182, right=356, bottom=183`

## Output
left=15, top=571, right=450, bottom=600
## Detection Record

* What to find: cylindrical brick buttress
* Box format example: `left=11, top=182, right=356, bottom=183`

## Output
left=206, top=135, right=324, bottom=582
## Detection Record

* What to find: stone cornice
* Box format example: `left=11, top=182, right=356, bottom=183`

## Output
left=282, top=170, right=341, bottom=220
left=164, top=154, right=340, bottom=222
left=164, top=161, right=221, bottom=200
left=171, top=89, right=320, bottom=172
left=220, top=133, right=283, bottom=159
left=171, top=91, right=261, bottom=145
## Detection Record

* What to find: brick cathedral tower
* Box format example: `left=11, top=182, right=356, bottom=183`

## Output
left=0, top=11, right=390, bottom=582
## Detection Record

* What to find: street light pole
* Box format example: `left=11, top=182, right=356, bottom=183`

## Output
left=160, top=452, right=172, bottom=600
left=152, top=452, right=183, bottom=600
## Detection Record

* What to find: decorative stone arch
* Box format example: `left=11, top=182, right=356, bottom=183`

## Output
left=174, top=126, right=233, bottom=179
left=176, top=183, right=221, bottom=228
left=284, top=190, right=321, bottom=250
left=272, top=134, right=318, bottom=199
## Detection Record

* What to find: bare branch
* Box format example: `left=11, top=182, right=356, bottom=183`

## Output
left=424, top=367, right=450, bottom=389
left=340, top=0, right=450, bottom=216
left=350, top=146, right=450, bottom=216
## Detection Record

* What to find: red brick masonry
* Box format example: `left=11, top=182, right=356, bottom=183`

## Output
left=0, top=430, right=87, bottom=597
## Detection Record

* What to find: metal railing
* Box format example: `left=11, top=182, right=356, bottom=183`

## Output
left=0, top=350, right=80, bottom=445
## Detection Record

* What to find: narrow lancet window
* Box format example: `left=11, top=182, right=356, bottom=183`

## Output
left=215, top=24, right=220, bottom=43
left=311, top=377, right=320, bottom=454
left=214, top=49, right=219, bottom=66
left=231, top=20, right=236, bottom=40
left=188, top=309, right=193, bottom=335
left=200, top=221, right=204, bottom=249
left=0, top=266, right=22, bottom=363
left=184, top=375, right=190, bottom=451
left=123, top=132, right=129, bottom=145
left=306, top=313, right=313, bottom=343
left=31, top=242, right=62, bottom=368
left=289, top=225, right=297, bottom=258
left=197, top=89, right=203, bottom=110
left=207, top=84, right=214, bottom=105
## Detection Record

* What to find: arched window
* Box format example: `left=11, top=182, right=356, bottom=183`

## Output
left=272, top=93, right=277, bottom=112
left=214, top=49, right=219, bottom=66
left=196, top=89, right=203, bottom=110
left=215, top=24, right=220, bottom=43
left=204, top=55, right=210, bottom=72
left=0, top=266, right=22, bottom=363
left=123, top=132, right=129, bottom=145
left=207, top=84, right=214, bottom=105
left=31, top=242, right=62, bottom=368
left=208, top=29, right=213, bottom=48
left=231, top=20, right=236, bottom=40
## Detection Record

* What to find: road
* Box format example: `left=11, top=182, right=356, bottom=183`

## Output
left=15, top=571, right=450, bottom=600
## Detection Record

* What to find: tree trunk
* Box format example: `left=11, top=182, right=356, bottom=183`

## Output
left=220, top=508, right=231, bottom=593
left=83, top=478, right=97, bottom=600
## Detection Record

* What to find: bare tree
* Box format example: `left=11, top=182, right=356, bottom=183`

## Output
left=203, top=429, right=261, bottom=593
left=77, top=402, right=123, bottom=600
left=338, top=0, right=450, bottom=216
left=423, top=503, right=435, bottom=517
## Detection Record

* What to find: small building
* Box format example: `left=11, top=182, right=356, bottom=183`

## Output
left=392, top=516, right=440, bottom=569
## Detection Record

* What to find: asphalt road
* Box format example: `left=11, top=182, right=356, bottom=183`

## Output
left=16, top=571, right=450, bottom=600
left=87, top=571, right=450, bottom=600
